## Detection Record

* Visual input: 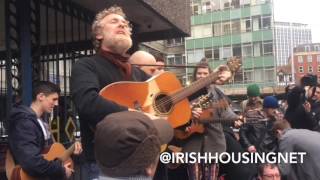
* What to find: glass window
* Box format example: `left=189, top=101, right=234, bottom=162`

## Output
left=264, top=69, right=274, bottom=82
left=223, top=22, right=231, bottom=35
left=213, top=48, right=220, bottom=60
left=308, top=66, right=313, bottom=73
left=242, top=43, right=252, bottom=57
left=231, top=0, right=240, bottom=8
left=307, top=55, right=312, bottom=62
left=213, top=23, right=222, bottom=37
left=212, top=0, right=221, bottom=11
left=298, top=56, right=303, bottom=63
left=202, top=1, right=212, bottom=13
left=231, top=20, right=241, bottom=34
left=318, top=65, right=320, bottom=72
left=202, top=24, right=213, bottom=37
left=253, top=42, right=261, bottom=57
left=252, top=16, right=261, bottom=31
left=222, top=46, right=232, bottom=59
left=262, top=16, right=271, bottom=29
left=222, top=0, right=231, bottom=9
left=241, top=18, right=251, bottom=32
left=244, top=71, right=254, bottom=83
left=204, top=49, right=213, bottom=59
left=192, top=4, right=199, bottom=15
left=175, top=56, right=183, bottom=65
left=263, top=41, right=273, bottom=55
left=233, top=45, right=242, bottom=57
left=240, top=0, right=251, bottom=6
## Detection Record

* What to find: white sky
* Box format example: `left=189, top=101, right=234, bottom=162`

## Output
left=274, top=0, right=320, bottom=43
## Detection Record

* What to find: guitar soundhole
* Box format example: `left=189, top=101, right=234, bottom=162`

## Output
left=154, top=94, right=173, bottom=114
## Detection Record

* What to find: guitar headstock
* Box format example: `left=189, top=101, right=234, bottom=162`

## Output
left=226, top=57, right=242, bottom=74
left=194, top=93, right=213, bottom=109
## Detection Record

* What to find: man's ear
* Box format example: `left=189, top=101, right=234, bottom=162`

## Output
left=37, top=93, right=45, bottom=101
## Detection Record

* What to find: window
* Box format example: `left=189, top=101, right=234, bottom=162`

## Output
left=317, top=55, right=320, bottom=62
left=240, top=0, right=251, bottom=6
left=175, top=56, right=183, bottom=64
left=253, top=42, right=262, bottom=57
left=242, top=43, right=252, bottom=57
left=262, top=16, right=271, bottom=29
left=187, top=49, right=204, bottom=63
left=192, top=4, right=199, bottom=15
left=307, top=55, right=312, bottom=63
left=213, top=48, right=220, bottom=60
left=231, top=20, right=241, bottom=34
left=233, top=45, right=242, bottom=56
left=222, top=46, right=232, bottom=59
left=298, top=56, right=303, bottom=63
left=318, top=65, right=320, bottom=72
left=244, top=71, right=254, bottom=83
left=264, top=69, right=274, bottom=82
left=263, top=41, right=273, bottom=55
left=308, top=66, right=313, bottom=73
left=202, top=1, right=212, bottom=13
left=192, top=25, right=212, bottom=38
left=305, top=46, right=310, bottom=52
left=231, top=0, right=240, bottom=8
left=252, top=16, right=261, bottom=31
left=299, top=66, right=304, bottom=73
left=222, top=22, right=231, bottom=35
left=241, top=18, right=251, bottom=32
left=213, top=23, right=222, bottom=37
left=204, top=49, right=213, bottom=59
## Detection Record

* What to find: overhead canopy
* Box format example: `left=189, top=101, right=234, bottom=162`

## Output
left=73, top=0, right=191, bottom=42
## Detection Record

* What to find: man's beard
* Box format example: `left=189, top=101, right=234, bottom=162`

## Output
left=105, top=35, right=132, bottom=55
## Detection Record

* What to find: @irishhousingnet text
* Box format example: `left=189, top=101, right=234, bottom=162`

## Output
left=160, top=152, right=306, bottom=164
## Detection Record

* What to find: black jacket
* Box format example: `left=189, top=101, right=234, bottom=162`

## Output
left=7, top=105, right=65, bottom=179
left=239, top=119, right=278, bottom=153
left=310, top=101, right=320, bottom=132
left=71, top=54, right=149, bottom=161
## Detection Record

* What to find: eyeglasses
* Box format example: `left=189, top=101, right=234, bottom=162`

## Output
left=263, top=174, right=281, bottom=179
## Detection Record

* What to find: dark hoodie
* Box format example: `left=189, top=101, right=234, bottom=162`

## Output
left=285, top=86, right=317, bottom=130
left=7, top=104, right=65, bottom=179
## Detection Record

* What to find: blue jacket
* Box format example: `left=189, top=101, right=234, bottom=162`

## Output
left=8, top=104, right=65, bottom=179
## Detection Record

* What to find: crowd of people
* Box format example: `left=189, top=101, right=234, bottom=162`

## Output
left=5, top=4, right=320, bottom=180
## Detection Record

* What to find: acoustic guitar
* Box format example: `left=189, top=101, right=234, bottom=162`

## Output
left=174, top=94, right=270, bottom=140
left=6, top=143, right=74, bottom=180
left=99, top=57, right=241, bottom=128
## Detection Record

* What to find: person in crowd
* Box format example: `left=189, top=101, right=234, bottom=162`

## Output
left=8, top=81, right=82, bottom=179
left=129, top=50, right=160, bottom=76
left=256, top=163, right=281, bottom=180
left=70, top=5, right=232, bottom=179
left=284, top=85, right=317, bottom=130
left=179, top=59, right=241, bottom=180
left=95, top=111, right=173, bottom=180
left=239, top=96, right=280, bottom=153
left=273, top=119, right=320, bottom=180
left=241, top=84, right=263, bottom=113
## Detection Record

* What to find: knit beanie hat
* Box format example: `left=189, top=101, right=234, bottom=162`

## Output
left=247, top=84, right=260, bottom=97
left=263, top=96, right=279, bottom=109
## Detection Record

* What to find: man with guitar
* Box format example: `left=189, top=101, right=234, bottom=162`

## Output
left=70, top=5, right=233, bottom=179
left=178, top=59, right=242, bottom=180
left=7, top=81, right=82, bottom=179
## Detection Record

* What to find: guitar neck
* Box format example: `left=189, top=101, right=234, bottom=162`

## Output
left=197, top=117, right=269, bottom=125
left=171, top=72, right=219, bottom=104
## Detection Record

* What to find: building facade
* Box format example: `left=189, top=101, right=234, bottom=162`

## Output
left=274, top=22, right=312, bottom=66
left=186, top=0, right=275, bottom=88
left=293, top=43, right=320, bottom=84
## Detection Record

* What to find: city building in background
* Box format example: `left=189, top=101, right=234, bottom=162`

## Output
left=274, top=22, right=312, bottom=66
left=185, top=0, right=276, bottom=89
left=292, top=43, right=320, bottom=84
